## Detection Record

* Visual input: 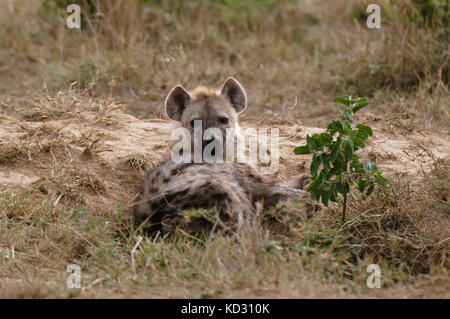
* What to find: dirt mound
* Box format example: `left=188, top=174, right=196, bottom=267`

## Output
left=1, top=95, right=448, bottom=213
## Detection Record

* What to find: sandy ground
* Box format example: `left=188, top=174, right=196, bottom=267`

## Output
left=0, top=104, right=448, bottom=213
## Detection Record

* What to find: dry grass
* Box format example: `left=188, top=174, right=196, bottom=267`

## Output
left=0, top=163, right=448, bottom=298
left=0, top=141, right=25, bottom=164
left=1, top=0, right=447, bottom=127
left=0, top=0, right=449, bottom=298
left=124, top=153, right=153, bottom=171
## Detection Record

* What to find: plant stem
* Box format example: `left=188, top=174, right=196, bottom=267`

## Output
left=342, top=192, right=347, bottom=224
left=342, top=159, right=348, bottom=224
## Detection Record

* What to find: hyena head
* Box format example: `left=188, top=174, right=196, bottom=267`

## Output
left=165, top=77, right=247, bottom=159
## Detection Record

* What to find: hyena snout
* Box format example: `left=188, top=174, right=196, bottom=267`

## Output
left=194, top=126, right=232, bottom=157
left=203, top=135, right=217, bottom=155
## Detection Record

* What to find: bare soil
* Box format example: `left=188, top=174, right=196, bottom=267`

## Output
left=1, top=103, right=448, bottom=214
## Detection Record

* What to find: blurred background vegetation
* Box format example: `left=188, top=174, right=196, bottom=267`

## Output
left=0, top=0, right=448, bottom=298
left=0, top=0, right=448, bottom=128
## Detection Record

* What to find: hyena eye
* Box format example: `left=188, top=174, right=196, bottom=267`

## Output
left=219, top=117, right=229, bottom=124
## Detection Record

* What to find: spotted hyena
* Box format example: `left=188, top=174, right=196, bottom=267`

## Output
left=132, top=77, right=311, bottom=235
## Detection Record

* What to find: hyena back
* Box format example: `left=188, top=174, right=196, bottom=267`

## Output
left=132, top=77, right=311, bottom=235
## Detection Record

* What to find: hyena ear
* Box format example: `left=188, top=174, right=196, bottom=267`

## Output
left=220, top=77, right=247, bottom=113
left=165, top=85, right=191, bottom=121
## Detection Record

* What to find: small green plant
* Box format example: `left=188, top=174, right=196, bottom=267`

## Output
left=294, top=96, right=388, bottom=223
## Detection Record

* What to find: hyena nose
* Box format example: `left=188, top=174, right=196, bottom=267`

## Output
left=203, top=136, right=215, bottom=149
left=203, top=136, right=217, bottom=157
left=203, top=135, right=216, bottom=146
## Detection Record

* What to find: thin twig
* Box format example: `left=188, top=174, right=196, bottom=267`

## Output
left=131, top=235, right=143, bottom=276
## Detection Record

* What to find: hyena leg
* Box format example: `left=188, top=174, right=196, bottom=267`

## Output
left=279, top=174, right=319, bottom=218
left=267, top=184, right=311, bottom=205
left=281, top=173, right=311, bottom=190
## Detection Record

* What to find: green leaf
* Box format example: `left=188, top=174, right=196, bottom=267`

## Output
left=318, top=169, right=326, bottom=183
left=343, top=120, right=352, bottom=134
left=311, top=134, right=323, bottom=149
left=326, top=166, right=338, bottom=179
left=334, top=155, right=344, bottom=172
left=341, top=110, right=353, bottom=122
left=343, top=182, right=350, bottom=194
left=353, top=136, right=365, bottom=148
left=351, top=158, right=365, bottom=173
left=345, top=140, right=354, bottom=160
left=319, top=132, right=333, bottom=146
left=336, top=181, right=343, bottom=193
left=334, top=97, right=349, bottom=106
left=321, top=185, right=331, bottom=206
left=330, top=139, right=342, bottom=162
left=366, top=184, right=375, bottom=196
left=355, top=131, right=368, bottom=142
left=310, top=154, right=321, bottom=177
left=352, top=101, right=369, bottom=113
left=358, top=179, right=366, bottom=192
left=306, top=181, right=315, bottom=192
left=356, top=124, right=373, bottom=137
left=327, top=121, right=344, bottom=135
left=306, top=134, right=316, bottom=150
left=375, top=174, right=388, bottom=185
left=321, top=153, right=330, bottom=170
left=310, top=187, right=320, bottom=202
left=294, top=145, right=310, bottom=155
left=330, top=189, right=337, bottom=202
